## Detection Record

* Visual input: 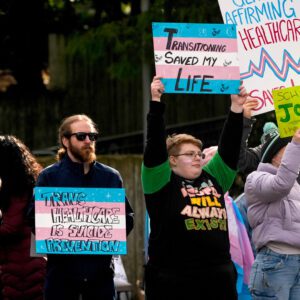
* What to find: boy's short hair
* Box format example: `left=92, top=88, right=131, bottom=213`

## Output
left=166, top=134, right=203, bottom=156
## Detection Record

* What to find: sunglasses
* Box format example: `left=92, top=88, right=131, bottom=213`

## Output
left=66, top=132, right=99, bottom=141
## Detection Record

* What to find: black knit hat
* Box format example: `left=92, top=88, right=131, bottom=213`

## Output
left=261, top=134, right=292, bottom=163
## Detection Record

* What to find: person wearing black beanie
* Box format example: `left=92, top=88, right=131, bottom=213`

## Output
left=260, top=135, right=292, bottom=164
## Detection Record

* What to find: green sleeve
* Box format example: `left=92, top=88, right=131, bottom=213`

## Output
left=141, top=160, right=171, bottom=194
left=203, top=151, right=237, bottom=192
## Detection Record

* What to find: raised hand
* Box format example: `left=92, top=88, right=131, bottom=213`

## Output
left=243, top=97, right=259, bottom=119
left=292, top=128, right=300, bottom=144
left=151, top=76, right=165, bottom=101
left=230, top=84, right=248, bottom=113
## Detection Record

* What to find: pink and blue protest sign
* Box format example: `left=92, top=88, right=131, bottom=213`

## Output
left=152, top=22, right=240, bottom=94
left=34, top=187, right=126, bottom=255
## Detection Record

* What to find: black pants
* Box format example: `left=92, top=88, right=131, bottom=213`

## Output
left=145, top=261, right=237, bottom=300
left=44, top=273, right=115, bottom=300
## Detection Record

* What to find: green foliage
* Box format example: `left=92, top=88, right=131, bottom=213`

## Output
left=66, top=18, right=143, bottom=79
left=48, top=0, right=65, bottom=9
left=63, top=0, right=223, bottom=80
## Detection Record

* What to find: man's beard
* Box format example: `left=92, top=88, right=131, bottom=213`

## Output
left=69, top=143, right=96, bottom=163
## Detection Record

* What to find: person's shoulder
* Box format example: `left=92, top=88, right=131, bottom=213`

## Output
left=93, top=161, right=121, bottom=177
left=39, top=160, right=62, bottom=176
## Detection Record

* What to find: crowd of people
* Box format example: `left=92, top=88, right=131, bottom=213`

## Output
left=0, top=75, right=299, bottom=300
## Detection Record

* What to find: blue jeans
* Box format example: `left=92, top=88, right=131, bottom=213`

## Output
left=249, top=247, right=300, bottom=300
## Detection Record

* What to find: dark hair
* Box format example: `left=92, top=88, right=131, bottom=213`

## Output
left=0, top=135, right=42, bottom=210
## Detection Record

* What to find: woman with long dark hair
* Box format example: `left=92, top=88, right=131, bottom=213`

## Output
left=0, top=135, right=46, bottom=300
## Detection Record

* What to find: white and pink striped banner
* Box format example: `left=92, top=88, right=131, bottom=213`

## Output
left=34, top=187, right=127, bottom=255
left=152, top=22, right=240, bottom=94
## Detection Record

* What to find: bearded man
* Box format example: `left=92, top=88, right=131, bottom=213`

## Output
left=36, top=114, right=134, bottom=300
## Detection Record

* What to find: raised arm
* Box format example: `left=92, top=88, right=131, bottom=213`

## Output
left=237, top=98, right=261, bottom=176
left=246, top=128, right=300, bottom=203
left=218, top=85, right=248, bottom=170
left=143, top=76, right=167, bottom=168
left=142, top=76, right=173, bottom=195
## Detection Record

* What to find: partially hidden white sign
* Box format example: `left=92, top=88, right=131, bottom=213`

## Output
left=218, top=0, right=300, bottom=115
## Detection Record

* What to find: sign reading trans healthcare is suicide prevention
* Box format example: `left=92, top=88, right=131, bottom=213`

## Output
left=34, top=187, right=126, bottom=255
left=152, top=22, right=240, bottom=94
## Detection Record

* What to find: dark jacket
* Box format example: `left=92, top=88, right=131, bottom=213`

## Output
left=141, top=101, right=243, bottom=269
left=36, top=154, right=134, bottom=281
left=0, top=193, right=46, bottom=300
left=237, top=117, right=262, bottom=180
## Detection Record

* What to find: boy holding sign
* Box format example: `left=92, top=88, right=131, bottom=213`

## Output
left=142, top=76, right=247, bottom=299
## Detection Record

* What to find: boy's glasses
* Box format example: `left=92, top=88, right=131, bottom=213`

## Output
left=174, top=151, right=205, bottom=159
left=66, top=132, right=99, bottom=141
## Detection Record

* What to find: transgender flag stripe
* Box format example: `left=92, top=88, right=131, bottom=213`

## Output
left=152, top=23, right=237, bottom=38
left=36, top=240, right=127, bottom=255
left=35, top=227, right=126, bottom=241
left=35, top=214, right=126, bottom=229
left=153, top=37, right=238, bottom=52
left=156, top=65, right=240, bottom=80
left=154, top=51, right=239, bottom=67
left=35, top=202, right=125, bottom=214
left=160, top=79, right=240, bottom=94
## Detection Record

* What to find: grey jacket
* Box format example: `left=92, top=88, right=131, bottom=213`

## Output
left=245, top=140, right=300, bottom=250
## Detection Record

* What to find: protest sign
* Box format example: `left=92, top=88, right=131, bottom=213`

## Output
left=273, top=86, right=300, bottom=137
left=152, top=22, right=240, bottom=94
left=34, top=187, right=126, bottom=255
left=218, top=0, right=300, bottom=115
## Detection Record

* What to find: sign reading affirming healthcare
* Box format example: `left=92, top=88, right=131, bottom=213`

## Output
left=152, top=22, right=240, bottom=94
left=218, top=0, right=300, bottom=115
left=273, top=86, right=300, bottom=138
left=34, top=187, right=126, bottom=255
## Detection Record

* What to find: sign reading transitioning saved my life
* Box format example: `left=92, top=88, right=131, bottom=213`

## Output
left=34, top=187, right=126, bottom=255
left=152, top=22, right=240, bottom=94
